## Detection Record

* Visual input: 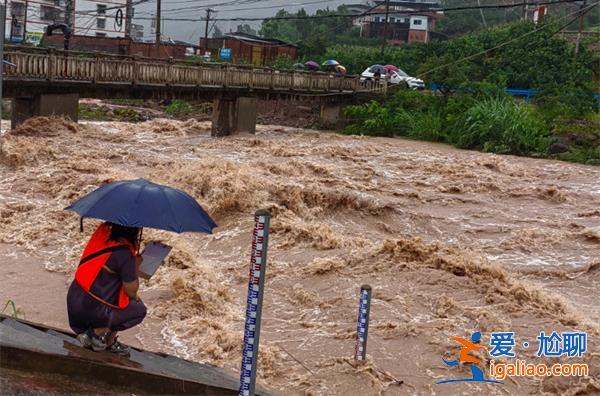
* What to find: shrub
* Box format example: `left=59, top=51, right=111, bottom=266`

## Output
left=269, top=54, right=295, bottom=70
left=406, top=110, right=444, bottom=142
left=343, top=101, right=398, bottom=137
left=453, top=96, right=549, bottom=155
left=343, top=91, right=444, bottom=141
left=165, top=100, right=193, bottom=117
left=558, top=146, right=600, bottom=166
left=535, top=84, right=597, bottom=124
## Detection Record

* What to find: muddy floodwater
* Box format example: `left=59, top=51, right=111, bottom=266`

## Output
left=0, top=117, right=598, bottom=395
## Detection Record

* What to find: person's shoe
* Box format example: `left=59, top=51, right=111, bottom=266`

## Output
left=76, top=328, right=107, bottom=352
left=106, top=335, right=130, bottom=357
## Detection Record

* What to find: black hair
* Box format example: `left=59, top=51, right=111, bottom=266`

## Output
left=107, top=222, right=140, bottom=247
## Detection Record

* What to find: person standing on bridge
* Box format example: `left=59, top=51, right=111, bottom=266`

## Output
left=66, top=222, right=147, bottom=356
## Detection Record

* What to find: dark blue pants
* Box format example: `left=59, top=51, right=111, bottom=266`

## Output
left=66, top=282, right=147, bottom=334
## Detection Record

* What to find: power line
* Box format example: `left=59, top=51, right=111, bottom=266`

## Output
left=418, top=1, right=599, bottom=78
left=74, top=0, right=268, bottom=15
left=73, top=0, right=582, bottom=19
left=97, top=0, right=583, bottom=22
left=159, top=0, right=339, bottom=17
left=237, top=2, right=380, bottom=49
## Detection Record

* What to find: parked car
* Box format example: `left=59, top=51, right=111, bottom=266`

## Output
left=360, top=67, right=425, bottom=90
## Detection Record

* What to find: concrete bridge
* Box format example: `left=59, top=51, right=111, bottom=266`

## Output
left=3, top=46, right=386, bottom=135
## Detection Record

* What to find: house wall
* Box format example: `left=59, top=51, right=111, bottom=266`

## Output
left=5, top=0, right=127, bottom=42
left=74, top=0, right=127, bottom=38
left=408, top=29, right=428, bottom=43
left=409, top=15, right=428, bottom=31
left=5, top=0, right=64, bottom=43
left=201, top=37, right=297, bottom=66
left=42, top=34, right=131, bottom=54
left=42, top=35, right=197, bottom=59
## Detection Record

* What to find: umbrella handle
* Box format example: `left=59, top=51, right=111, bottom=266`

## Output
left=137, top=227, right=143, bottom=255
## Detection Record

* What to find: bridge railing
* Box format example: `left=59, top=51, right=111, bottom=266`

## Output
left=3, top=47, right=383, bottom=94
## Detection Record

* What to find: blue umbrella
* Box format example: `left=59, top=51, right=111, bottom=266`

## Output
left=65, top=178, right=216, bottom=233
left=322, top=59, right=340, bottom=66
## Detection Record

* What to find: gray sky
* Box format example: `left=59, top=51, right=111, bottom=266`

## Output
left=133, top=0, right=351, bottom=44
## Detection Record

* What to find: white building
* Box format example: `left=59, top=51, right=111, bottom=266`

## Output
left=5, top=0, right=65, bottom=43
left=349, top=0, right=443, bottom=44
left=73, top=0, right=127, bottom=37
left=5, top=0, right=128, bottom=43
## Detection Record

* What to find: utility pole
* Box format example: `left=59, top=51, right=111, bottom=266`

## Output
left=574, top=0, right=588, bottom=55
left=202, top=8, right=213, bottom=55
left=522, top=0, right=529, bottom=21
left=125, top=0, right=133, bottom=38
left=380, top=0, right=390, bottom=57
left=65, top=0, right=73, bottom=30
left=23, top=0, right=29, bottom=41
left=155, top=0, right=161, bottom=58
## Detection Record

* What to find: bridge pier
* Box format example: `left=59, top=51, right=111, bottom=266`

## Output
left=11, top=94, right=79, bottom=129
left=320, top=103, right=343, bottom=129
left=211, top=97, right=257, bottom=137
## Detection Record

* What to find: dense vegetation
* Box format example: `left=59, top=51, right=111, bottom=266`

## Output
left=338, top=19, right=599, bottom=165
left=259, top=6, right=379, bottom=58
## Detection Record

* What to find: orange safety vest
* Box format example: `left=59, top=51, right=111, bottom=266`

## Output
left=75, top=223, right=136, bottom=309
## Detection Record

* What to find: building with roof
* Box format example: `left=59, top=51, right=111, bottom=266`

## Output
left=200, top=32, right=298, bottom=66
left=350, top=0, right=445, bottom=44
left=73, top=0, right=127, bottom=38
left=5, top=0, right=65, bottom=44
left=5, top=0, right=132, bottom=44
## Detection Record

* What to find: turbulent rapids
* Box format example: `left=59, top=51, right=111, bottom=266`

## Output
left=0, top=117, right=598, bottom=395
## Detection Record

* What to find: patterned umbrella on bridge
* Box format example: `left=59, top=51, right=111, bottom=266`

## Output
left=368, top=64, right=387, bottom=74
left=293, top=63, right=306, bottom=70
left=335, top=65, right=347, bottom=74
left=304, top=61, right=320, bottom=70
left=384, top=64, right=399, bottom=72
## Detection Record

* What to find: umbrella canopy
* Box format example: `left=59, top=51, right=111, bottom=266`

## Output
left=322, top=59, right=340, bottom=66
left=293, top=63, right=305, bottom=69
left=384, top=64, right=399, bottom=72
left=65, top=178, right=216, bottom=233
left=335, top=65, right=347, bottom=74
left=369, top=64, right=387, bottom=74
left=304, top=61, right=320, bottom=70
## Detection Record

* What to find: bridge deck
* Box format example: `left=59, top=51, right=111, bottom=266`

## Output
left=3, top=47, right=386, bottom=100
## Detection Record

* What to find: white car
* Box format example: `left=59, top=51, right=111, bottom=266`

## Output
left=360, top=67, right=425, bottom=90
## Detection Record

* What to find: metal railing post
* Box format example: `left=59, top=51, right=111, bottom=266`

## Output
left=239, top=209, right=271, bottom=396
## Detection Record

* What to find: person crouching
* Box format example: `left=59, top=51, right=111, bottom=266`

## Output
left=67, top=222, right=147, bottom=355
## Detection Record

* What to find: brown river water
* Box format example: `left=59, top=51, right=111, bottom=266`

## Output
left=0, top=117, right=598, bottom=395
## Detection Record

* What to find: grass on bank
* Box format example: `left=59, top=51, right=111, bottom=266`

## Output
left=343, top=89, right=599, bottom=165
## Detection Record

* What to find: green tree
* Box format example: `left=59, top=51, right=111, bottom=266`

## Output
left=212, top=25, right=223, bottom=38
left=236, top=24, right=257, bottom=36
